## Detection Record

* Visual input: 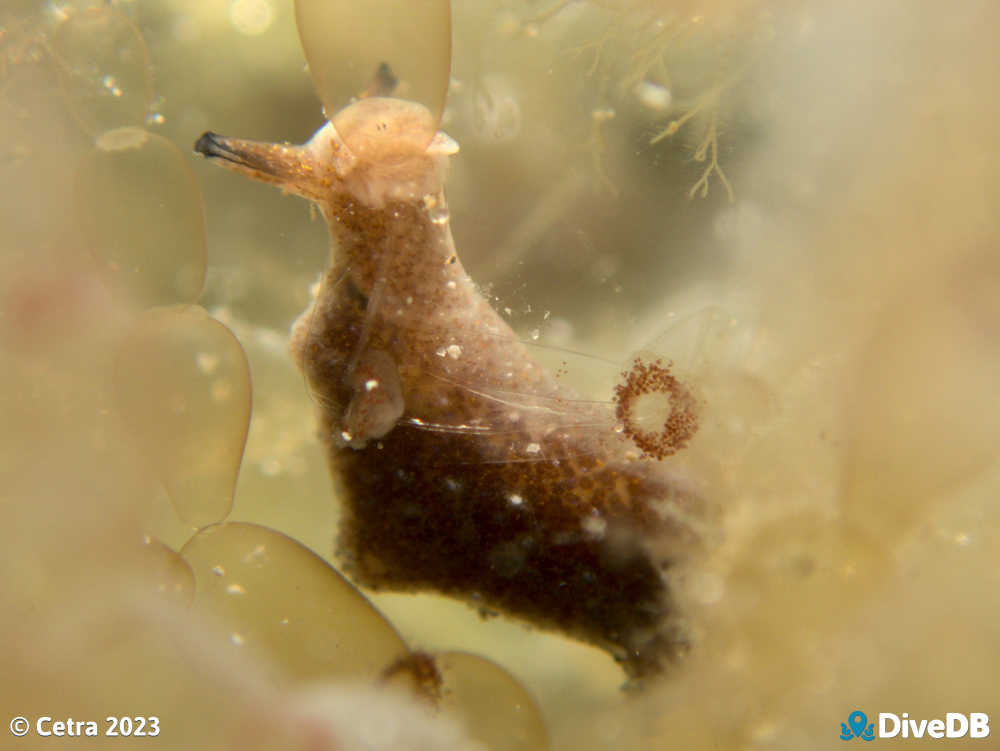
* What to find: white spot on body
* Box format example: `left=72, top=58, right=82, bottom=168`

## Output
left=342, top=350, right=405, bottom=447
left=582, top=515, right=607, bottom=538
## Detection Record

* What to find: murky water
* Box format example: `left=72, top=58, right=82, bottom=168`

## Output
left=2, top=1, right=998, bottom=749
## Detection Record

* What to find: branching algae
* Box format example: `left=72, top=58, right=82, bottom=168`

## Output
left=196, top=19, right=704, bottom=681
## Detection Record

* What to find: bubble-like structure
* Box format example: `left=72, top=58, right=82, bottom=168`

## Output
left=182, top=522, right=410, bottom=684
left=294, top=0, right=451, bottom=150
left=51, top=6, right=154, bottom=136
left=77, top=127, right=207, bottom=308
left=436, top=651, right=550, bottom=751
left=114, top=306, right=251, bottom=528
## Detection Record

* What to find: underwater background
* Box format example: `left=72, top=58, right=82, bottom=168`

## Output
left=2, top=0, right=999, bottom=748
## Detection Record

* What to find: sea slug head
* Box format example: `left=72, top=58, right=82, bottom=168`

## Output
left=195, top=97, right=458, bottom=210
left=316, top=97, right=459, bottom=208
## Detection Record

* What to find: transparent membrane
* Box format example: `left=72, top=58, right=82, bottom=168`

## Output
left=294, top=303, right=752, bottom=480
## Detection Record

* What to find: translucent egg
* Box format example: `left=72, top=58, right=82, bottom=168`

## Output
left=50, top=6, right=153, bottom=135
left=294, top=0, right=451, bottom=149
left=76, top=127, right=207, bottom=308
left=436, top=651, right=550, bottom=751
left=113, top=306, right=251, bottom=528
left=181, top=522, right=410, bottom=684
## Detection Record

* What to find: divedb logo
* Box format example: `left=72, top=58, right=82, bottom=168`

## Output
left=840, top=710, right=991, bottom=741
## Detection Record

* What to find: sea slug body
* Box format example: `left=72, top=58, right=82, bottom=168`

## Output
left=196, top=95, right=703, bottom=680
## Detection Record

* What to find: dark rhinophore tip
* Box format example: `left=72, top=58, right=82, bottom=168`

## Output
left=193, top=131, right=280, bottom=179
left=373, top=62, right=398, bottom=96
left=194, top=131, right=227, bottom=159
left=194, top=132, right=253, bottom=170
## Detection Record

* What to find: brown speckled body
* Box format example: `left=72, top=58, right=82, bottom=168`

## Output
left=197, top=97, right=702, bottom=680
